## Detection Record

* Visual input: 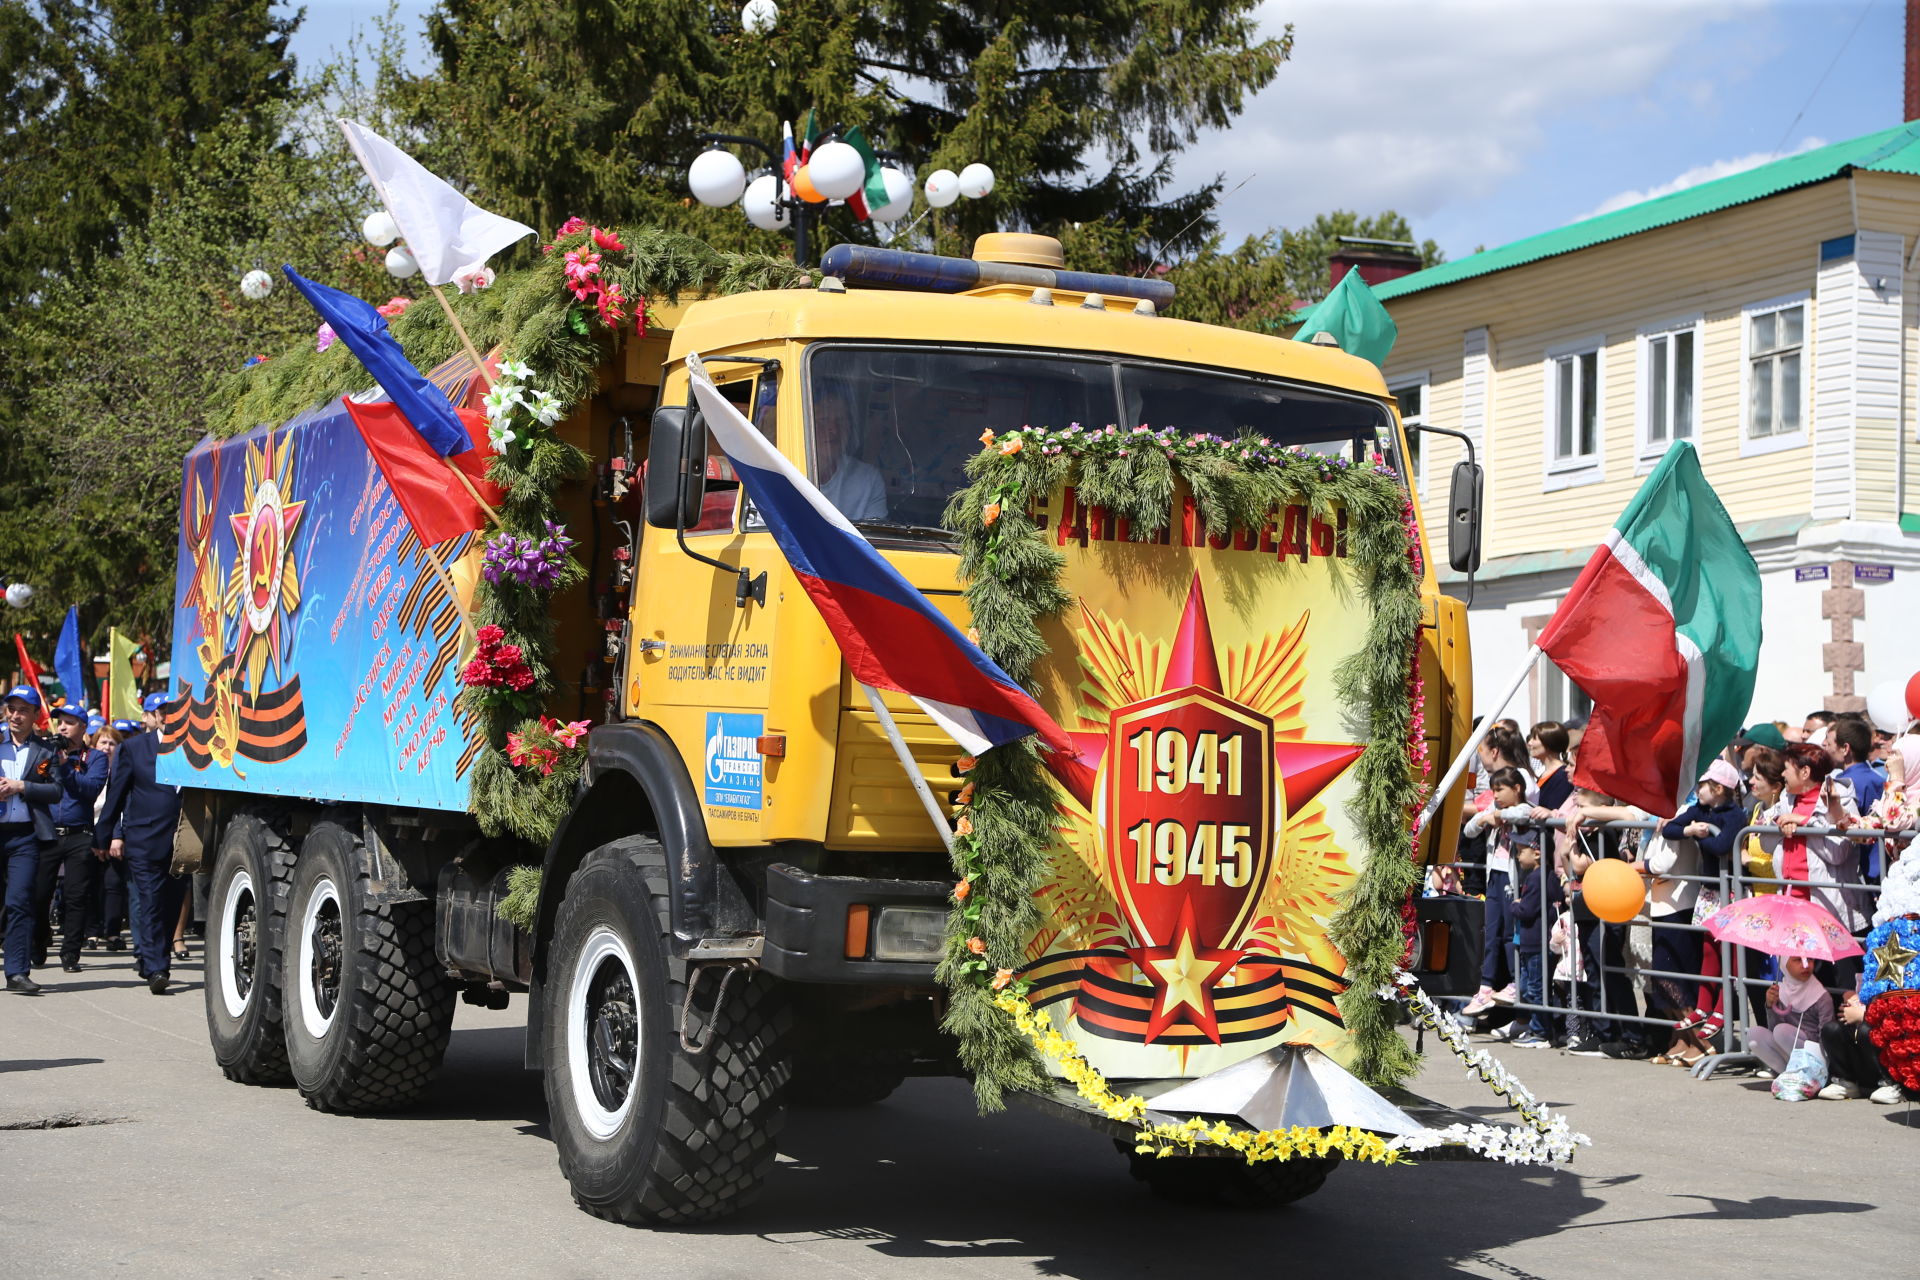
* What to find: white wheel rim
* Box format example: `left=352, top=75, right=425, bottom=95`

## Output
left=296, top=875, right=343, bottom=1039
left=218, top=867, right=256, bottom=1019
left=567, top=926, right=641, bottom=1141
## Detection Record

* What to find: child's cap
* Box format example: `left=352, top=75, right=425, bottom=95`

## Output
left=1699, top=759, right=1743, bottom=792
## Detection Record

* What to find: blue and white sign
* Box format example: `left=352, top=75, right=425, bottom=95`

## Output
left=704, top=712, right=765, bottom=809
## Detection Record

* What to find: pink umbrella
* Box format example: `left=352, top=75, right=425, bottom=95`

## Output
left=1702, top=895, right=1864, bottom=961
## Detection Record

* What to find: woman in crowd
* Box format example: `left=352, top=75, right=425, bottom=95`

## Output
left=1747, top=954, right=1835, bottom=1087
left=1528, top=721, right=1574, bottom=811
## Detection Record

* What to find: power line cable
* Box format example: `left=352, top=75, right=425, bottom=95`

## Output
left=1771, top=0, right=1876, bottom=158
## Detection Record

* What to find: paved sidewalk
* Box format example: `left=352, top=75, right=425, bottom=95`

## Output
left=3, top=946, right=1913, bottom=1279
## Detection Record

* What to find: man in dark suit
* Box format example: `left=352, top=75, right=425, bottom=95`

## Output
left=33, top=702, right=110, bottom=972
left=1, top=685, right=63, bottom=994
left=96, top=692, right=185, bottom=995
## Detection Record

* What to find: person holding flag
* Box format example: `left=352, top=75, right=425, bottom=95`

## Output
left=30, top=700, right=109, bottom=972
left=0, top=685, right=63, bottom=994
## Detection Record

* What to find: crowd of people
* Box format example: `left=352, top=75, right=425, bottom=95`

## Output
left=0, top=685, right=189, bottom=997
left=1437, top=707, right=1913, bottom=1106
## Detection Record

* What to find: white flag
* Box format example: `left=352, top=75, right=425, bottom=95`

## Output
left=338, top=119, right=536, bottom=287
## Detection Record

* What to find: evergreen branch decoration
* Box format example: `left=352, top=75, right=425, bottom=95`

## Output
left=944, top=424, right=1425, bottom=1101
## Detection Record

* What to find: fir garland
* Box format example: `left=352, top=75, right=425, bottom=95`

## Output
left=943, top=423, right=1425, bottom=1104
left=212, top=225, right=810, bottom=855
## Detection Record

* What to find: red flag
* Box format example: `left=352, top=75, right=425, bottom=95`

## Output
left=343, top=400, right=502, bottom=545
left=12, top=634, right=51, bottom=730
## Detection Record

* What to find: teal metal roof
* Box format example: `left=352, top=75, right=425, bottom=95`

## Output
left=1370, top=122, right=1920, bottom=305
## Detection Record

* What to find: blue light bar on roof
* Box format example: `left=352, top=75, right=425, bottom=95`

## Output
left=818, top=244, right=1176, bottom=307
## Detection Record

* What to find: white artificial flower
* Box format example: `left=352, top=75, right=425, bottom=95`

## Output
left=483, top=384, right=518, bottom=422
left=487, top=420, right=517, bottom=451
left=526, top=389, right=564, bottom=425
left=497, top=359, right=534, bottom=382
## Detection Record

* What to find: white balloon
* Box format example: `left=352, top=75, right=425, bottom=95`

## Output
left=1867, top=680, right=1914, bottom=733
left=742, top=173, right=788, bottom=231
left=688, top=148, right=748, bottom=207
left=384, top=245, right=421, bottom=279
left=807, top=140, right=866, bottom=202
left=239, top=269, right=274, bottom=300
left=924, top=168, right=960, bottom=209
left=868, top=167, right=914, bottom=222
left=740, top=0, right=778, bottom=34
left=958, top=162, right=996, bottom=200
left=4, top=583, right=32, bottom=609
left=362, top=210, right=400, bottom=247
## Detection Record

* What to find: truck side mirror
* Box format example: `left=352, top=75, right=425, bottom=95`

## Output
left=1447, top=460, right=1483, bottom=574
left=645, top=405, right=708, bottom=530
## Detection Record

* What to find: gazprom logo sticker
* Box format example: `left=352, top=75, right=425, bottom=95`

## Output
left=704, top=712, right=764, bottom=810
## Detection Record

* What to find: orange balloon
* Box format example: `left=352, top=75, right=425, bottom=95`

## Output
left=1581, top=857, right=1646, bottom=924
left=791, top=165, right=827, bottom=204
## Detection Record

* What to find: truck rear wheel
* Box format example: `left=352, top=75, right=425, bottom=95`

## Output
left=283, top=820, right=455, bottom=1112
left=1128, top=1151, right=1340, bottom=1208
left=543, top=836, right=791, bottom=1224
left=204, top=811, right=293, bottom=1085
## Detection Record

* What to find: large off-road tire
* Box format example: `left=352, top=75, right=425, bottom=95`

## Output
left=1128, top=1151, right=1340, bottom=1208
left=283, top=819, right=455, bottom=1112
left=543, top=836, right=792, bottom=1224
left=204, top=810, right=293, bottom=1085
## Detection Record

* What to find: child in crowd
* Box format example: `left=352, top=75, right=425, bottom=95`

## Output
left=1509, top=836, right=1563, bottom=1047
left=1567, top=792, right=1657, bottom=1058
left=1462, top=762, right=1537, bottom=1016
left=1769, top=742, right=1871, bottom=988
left=1747, top=955, right=1835, bottom=1085
left=1661, top=759, right=1747, bottom=1051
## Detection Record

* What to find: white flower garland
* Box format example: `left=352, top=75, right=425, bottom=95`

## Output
left=482, top=359, right=564, bottom=453
left=1378, top=971, right=1592, bottom=1166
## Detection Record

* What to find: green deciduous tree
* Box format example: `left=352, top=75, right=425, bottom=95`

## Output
left=1281, top=210, right=1443, bottom=305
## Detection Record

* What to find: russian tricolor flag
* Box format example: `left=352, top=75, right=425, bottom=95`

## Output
left=686, top=354, right=1071, bottom=758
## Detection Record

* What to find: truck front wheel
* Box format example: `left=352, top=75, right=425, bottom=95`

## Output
left=283, top=820, right=455, bottom=1112
left=543, top=836, right=791, bottom=1224
left=1128, top=1151, right=1340, bottom=1208
left=204, top=810, right=293, bottom=1085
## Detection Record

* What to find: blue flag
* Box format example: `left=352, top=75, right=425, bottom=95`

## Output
left=54, top=605, right=86, bottom=710
left=282, top=267, right=471, bottom=456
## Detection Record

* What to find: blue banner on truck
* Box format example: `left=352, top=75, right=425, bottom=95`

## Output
left=157, top=387, right=484, bottom=812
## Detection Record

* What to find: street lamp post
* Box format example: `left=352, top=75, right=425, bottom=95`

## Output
left=689, top=132, right=817, bottom=265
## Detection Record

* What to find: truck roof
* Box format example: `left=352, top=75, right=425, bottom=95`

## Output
left=663, top=286, right=1394, bottom=399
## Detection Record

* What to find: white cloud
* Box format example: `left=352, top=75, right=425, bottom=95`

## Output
left=1578, top=136, right=1826, bottom=219
left=1181, top=0, right=1768, bottom=246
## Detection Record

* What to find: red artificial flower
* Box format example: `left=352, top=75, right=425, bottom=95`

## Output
left=496, top=643, right=523, bottom=666
left=376, top=296, right=413, bottom=318
left=505, top=664, right=535, bottom=692
left=476, top=624, right=505, bottom=651
left=590, top=226, right=625, bottom=252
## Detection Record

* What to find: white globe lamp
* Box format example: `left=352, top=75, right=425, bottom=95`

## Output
left=741, top=0, right=778, bottom=34
left=958, top=163, right=996, bottom=200
left=741, top=174, right=788, bottom=231
left=362, top=210, right=401, bottom=247
left=868, top=167, right=914, bottom=222
left=4, top=583, right=32, bottom=609
left=807, top=140, right=866, bottom=202
left=239, top=269, right=274, bottom=300
left=688, top=147, right=748, bottom=208
left=384, top=245, right=421, bottom=279
left=924, top=168, right=960, bottom=209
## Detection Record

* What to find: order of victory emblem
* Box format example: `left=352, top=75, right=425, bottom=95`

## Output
left=1022, top=571, right=1365, bottom=1072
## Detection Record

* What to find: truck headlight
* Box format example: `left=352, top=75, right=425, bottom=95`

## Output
left=870, top=906, right=947, bottom=963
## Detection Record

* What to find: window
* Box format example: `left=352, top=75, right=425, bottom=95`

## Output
left=1747, top=302, right=1804, bottom=441
left=1552, top=350, right=1599, bottom=461
left=1539, top=655, right=1592, bottom=725
left=1639, top=323, right=1698, bottom=460
left=1390, top=376, right=1427, bottom=484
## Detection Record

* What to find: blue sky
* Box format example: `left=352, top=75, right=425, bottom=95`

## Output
left=286, top=0, right=1904, bottom=261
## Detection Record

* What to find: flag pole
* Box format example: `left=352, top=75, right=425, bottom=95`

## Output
left=428, top=281, right=495, bottom=390
left=1414, top=642, right=1542, bottom=836
left=859, top=682, right=955, bottom=854
left=416, top=536, right=476, bottom=649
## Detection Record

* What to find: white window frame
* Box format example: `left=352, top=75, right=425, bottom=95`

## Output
left=1389, top=371, right=1430, bottom=493
left=1739, top=291, right=1810, bottom=458
left=1538, top=653, right=1592, bottom=725
left=1636, top=315, right=1703, bottom=471
left=1541, top=335, right=1606, bottom=491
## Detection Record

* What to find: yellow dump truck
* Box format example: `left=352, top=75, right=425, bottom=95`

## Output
left=170, top=231, right=1480, bottom=1224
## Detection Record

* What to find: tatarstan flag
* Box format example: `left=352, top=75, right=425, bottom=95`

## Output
left=1538, top=441, right=1760, bottom=817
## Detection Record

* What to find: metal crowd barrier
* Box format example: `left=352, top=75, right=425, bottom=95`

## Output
left=1427, top=814, right=1911, bottom=1083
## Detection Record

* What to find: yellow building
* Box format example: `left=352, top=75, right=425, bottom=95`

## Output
left=1377, top=123, right=1920, bottom=724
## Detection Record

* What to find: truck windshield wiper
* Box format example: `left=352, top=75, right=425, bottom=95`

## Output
left=853, top=520, right=953, bottom=539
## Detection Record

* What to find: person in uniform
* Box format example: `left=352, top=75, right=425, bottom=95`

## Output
left=96, top=693, right=184, bottom=994
left=32, top=703, right=110, bottom=972
left=1, top=685, right=63, bottom=994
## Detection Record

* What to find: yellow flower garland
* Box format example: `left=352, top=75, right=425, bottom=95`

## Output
left=993, top=992, right=1405, bottom=1166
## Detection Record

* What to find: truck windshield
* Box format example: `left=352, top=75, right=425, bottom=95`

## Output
left=805, top=345, right=1402, bottom=535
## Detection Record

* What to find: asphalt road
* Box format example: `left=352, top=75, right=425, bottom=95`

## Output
left=4, top=945, right=1913, bottom=1279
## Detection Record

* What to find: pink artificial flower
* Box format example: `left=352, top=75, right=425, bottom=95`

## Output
left=590, top=226, right=625, bottom=252
left=594, top=282, right=627, bottom=327
left=562, top=248, right=602, bottom=290
left=554, top=719, right=593, bottom=749
left=376, top=296, right=412, bottom=318
left=555, top=216, right=587, bottom=238
left=315, top=323, right=337, bottom=353
left=452, top=263, right=496, bottom=294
